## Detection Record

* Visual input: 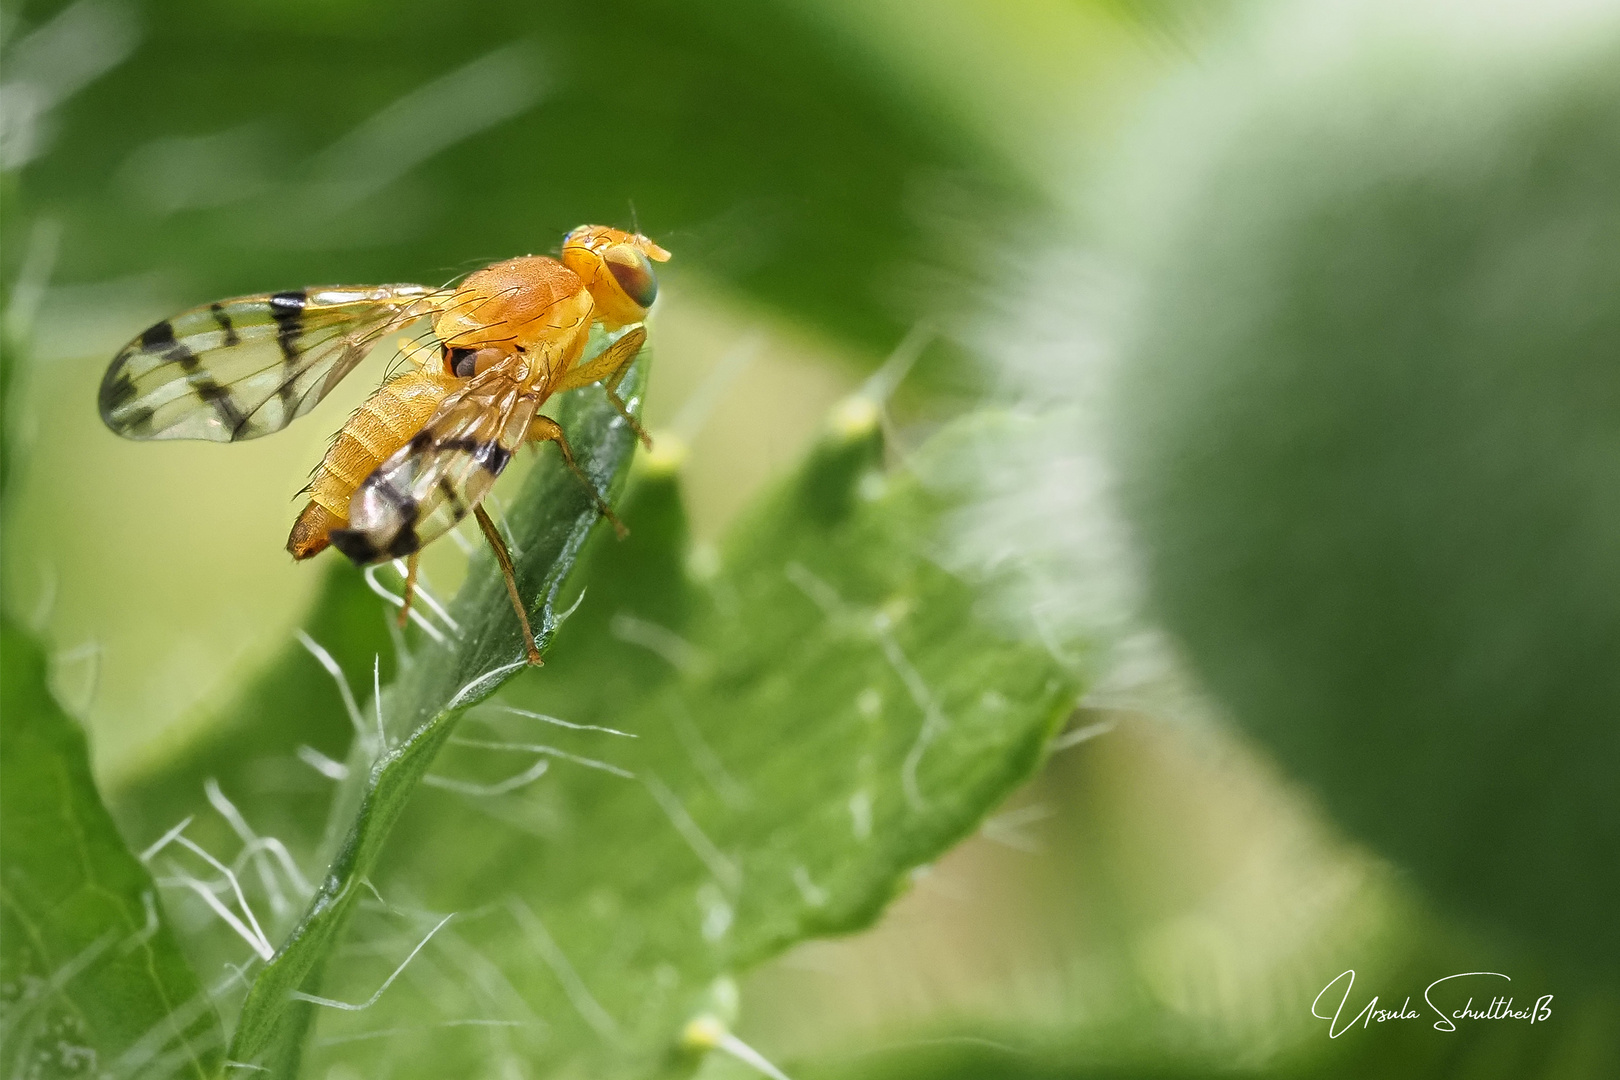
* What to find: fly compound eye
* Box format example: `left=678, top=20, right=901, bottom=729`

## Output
left=604, top=244, right=658, bottom=309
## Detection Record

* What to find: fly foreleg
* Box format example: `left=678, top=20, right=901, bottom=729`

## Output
left=552, top=326, right=652, bottom=449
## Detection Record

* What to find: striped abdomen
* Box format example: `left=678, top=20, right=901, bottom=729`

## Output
left=286, top=370, right=459, bottom=559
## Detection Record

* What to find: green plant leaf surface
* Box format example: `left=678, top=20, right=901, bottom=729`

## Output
left=1108, top=0, right=1620, bottom=984
left=290, top=403, right=1085, bottom=1078
left=109, top=561, right=397, bottom=896
left=95, top=558, right=401, bottom=1066
left=0, top=613, right=222, bottom=1080
left=225, top=361, right=649, bottom=1070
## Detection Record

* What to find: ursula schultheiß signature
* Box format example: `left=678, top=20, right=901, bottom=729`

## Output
left=1312, top=970, right=1553, bottom=1037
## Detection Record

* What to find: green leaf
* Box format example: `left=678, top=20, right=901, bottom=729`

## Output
left=99, top=560, right=399, bottom=1054
left=745, top=701, right=1620, bottom=1080
left=109, top=561, right=398, bottom=894
left=1, top=612, right=223, bottom=1079
left=1109, top=0, right=1620, bottom=985
left=292, top=401, right=1084, bottom=1077
left=225, top=359, right=648, bottom=1070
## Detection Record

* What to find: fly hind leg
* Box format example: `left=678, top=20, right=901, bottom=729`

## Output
left=473, top=505, right=544, bottom=666
left=552, top=326, right=652, bottom=449
left=526, top=415, right=628, bottom=538
left=397, top=551, right=420, bottom=628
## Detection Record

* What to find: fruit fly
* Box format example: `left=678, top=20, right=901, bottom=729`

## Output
left=98, top=226, right=671, bottom=664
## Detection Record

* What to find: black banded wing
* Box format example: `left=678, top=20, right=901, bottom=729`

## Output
left=329, top=361, right=541, bottom=564
left=99, top=285, right=442, bottom=442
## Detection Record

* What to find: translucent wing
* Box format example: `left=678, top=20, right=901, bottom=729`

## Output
left=99, top=284, right=442, bottom=442
left=328, top=360, right=541, bottom=564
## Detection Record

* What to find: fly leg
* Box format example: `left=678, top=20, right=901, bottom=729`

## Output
left=552, top=326, right=652, bottom=449
left=473, top=504, right=543, bottom=666
left=397, top=551, right=420, bottom=629
left=526, top=415, right=628, bottom=539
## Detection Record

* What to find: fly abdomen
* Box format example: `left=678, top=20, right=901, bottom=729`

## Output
left=286, top=369, right=458, bottom=559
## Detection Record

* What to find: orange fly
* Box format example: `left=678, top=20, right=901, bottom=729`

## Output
left=98, top=226, right=671, bottom=664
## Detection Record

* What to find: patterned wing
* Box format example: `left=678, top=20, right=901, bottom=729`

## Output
left=328, top=361, right=541, bottom=564
left=99, top=284, right=442, bottom=442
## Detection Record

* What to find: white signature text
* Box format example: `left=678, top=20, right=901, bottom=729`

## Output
left=1312, top=970, right=1552, bottom=1037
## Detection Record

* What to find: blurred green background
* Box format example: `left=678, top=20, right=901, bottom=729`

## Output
left=1, top=0, right=1150, bottom=781
left=4, top=0, right=1619, bottom=1077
